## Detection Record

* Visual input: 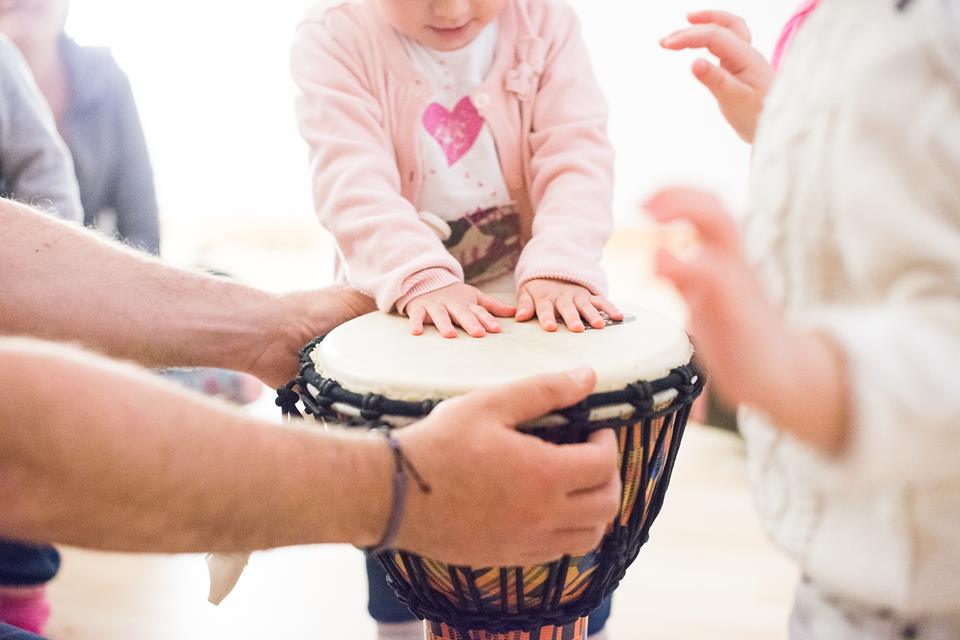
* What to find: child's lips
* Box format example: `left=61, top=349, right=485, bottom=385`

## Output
left=428, top=20, right=475, bottom=41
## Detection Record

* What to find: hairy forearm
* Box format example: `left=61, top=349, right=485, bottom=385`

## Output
left=0, top=200, right=276, bottom=373
left=0, top=338, right=391, bottom=552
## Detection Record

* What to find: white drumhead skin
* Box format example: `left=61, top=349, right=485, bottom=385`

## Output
left=310, top=305, right=693, bottom=402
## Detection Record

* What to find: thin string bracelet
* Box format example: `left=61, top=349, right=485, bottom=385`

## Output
left=367, top=427, right=432, bottom=554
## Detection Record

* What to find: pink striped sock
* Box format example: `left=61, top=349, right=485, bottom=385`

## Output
left=0, top=585, right=51, bottom=634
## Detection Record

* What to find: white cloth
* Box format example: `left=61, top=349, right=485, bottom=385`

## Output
left=743, top=0, right=960, bottom=617
left=206, top=552, right=249, bottom=605
left=789, top=580, right=960, bottom=640
left=400, top=21, right=513, bottom=220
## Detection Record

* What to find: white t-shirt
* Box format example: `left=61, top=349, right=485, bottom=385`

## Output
left=401, top=22, right=512, bottom=221
left=401, top=23, right=521, bottom=289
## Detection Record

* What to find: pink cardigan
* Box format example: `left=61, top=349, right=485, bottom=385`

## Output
left=291, top=0, right=614, bottom=311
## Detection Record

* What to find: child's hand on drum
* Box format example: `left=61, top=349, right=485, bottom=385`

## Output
left=516, top=279, right=623, bottom=333
left=405, top=283, right=514, bottom=339
left=660, top=11, right=773, bottom=143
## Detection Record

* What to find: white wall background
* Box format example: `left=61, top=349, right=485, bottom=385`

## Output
left=66, top=1, right=796, bottom=241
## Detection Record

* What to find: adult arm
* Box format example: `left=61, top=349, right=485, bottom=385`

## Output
left=0, top=198, right=374, bottom=387
left=0, top=35, right=82, bottom=223
left=0, top=338, right=619, bottom=566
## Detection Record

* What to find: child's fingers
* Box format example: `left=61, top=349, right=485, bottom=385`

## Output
left=574, top=297, right=605, bottom=330
left=644, top=187, right=739, bottom=250
left=427, top=304, right=458, bottom=339
left=691, top=58, right=753, bottom=109
left=535, top=298, right=559, bottom=332
left=686, top=10, right=752, bottom=43
left=592, top=297, right=625, bottom=322
left=515, top=290, right=535, bottom=322
left=408, top=306, right=427, bottom=336
left=448, top=304, right=487, bottom=338
left=477, top=292, right=516, bottom=317
left=557, top=297, right=585, bottom=333
left=660, top=24, right=765, bottom=76
left=471, top=305, right=502, bottom=333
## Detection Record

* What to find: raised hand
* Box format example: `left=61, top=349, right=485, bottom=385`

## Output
left=661, top=11, right=774, bottom=143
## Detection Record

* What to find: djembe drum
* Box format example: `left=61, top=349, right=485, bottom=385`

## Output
left=277, top=306, right=704, bottom=640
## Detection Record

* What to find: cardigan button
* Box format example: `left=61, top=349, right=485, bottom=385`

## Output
left=472, top=92, right=491, bottom=110
left=412, top=76, right=431, bottom=97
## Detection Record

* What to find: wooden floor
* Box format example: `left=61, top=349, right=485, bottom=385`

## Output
left=42, top=240, right=799, bottom=639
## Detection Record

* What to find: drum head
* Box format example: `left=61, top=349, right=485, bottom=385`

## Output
left=310, top=305, right=693, bottom=402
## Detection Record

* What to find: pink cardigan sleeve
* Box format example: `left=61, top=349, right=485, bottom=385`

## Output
left=291, top=14, right=463, bottom=312
left=515, top=6, right=614, bottom=295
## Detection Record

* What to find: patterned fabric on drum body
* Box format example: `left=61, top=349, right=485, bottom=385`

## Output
left=427, top=618, right=589, bottom=640
left=442, top=204, right=521, bottom=286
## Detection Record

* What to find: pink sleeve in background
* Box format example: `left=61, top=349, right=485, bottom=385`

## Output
left=771, top=0, right=819, bottom=72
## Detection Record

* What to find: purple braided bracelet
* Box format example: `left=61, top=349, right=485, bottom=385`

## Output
left=368, top=428, right=431, bottom=554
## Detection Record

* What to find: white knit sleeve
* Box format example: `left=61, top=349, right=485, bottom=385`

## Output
left=797, top=1, right=960, bottom=486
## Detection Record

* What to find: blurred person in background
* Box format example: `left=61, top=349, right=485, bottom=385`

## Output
left=0, top=0, right=158, bottom=253
left=0, top=24, right=83, bottom=636
left=0, top=31, right=79, bottom=223
left=0, top=1, right=263, bottom=401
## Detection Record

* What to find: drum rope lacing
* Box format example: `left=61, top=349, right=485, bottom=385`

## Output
left=276, top=335, right=706, bottom=635
left=277, top=338, right=703, bottom=430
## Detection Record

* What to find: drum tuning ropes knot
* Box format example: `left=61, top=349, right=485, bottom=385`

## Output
left=672, top=364, right=701, bottom=402
left=317, top=378, right=341, bottom=399
left=626, top=381, right=655, bottom=412
left=297, top=336, right=326, bottom=361
left=560, top=400, right=591, bottom=430
left=275, top=384, right=303, bottom=419
left=361, top=393, right=388, bottom=421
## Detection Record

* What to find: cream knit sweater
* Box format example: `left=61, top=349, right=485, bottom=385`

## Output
left=740, top=0, right=960, bottom=616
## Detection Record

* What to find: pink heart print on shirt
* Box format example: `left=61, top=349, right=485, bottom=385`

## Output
left=423, top=96, right=484, bottom=167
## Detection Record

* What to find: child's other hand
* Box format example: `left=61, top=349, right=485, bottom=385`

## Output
left=643, top=187, right=785, bottom=409
left=645, top=187, right=850, bottom=454
left=516, top=280, right=623, bottom=333
left=661, top=11, right=774, bottom=143
left=405, top=283, right=514, bottom=339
